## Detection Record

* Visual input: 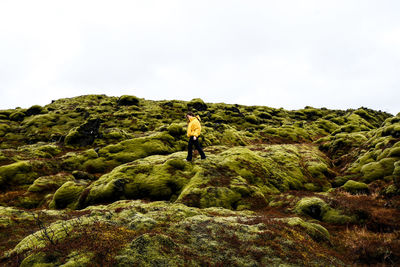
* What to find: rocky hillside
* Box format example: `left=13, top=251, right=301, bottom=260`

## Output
left=0, top=94, right=399, bottom=266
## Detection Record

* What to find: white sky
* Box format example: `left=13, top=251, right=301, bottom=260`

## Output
left=0, top=0, right=399, bottom=115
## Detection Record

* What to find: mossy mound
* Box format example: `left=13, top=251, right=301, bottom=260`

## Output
left=0, top=161, right=38, bottom=187
left=187, top=98, right=207, bottom=111
left=0, top=124, right=10, bottom=137
left=393, top=161, right=400, bottom=188
left=82, top=153, right=194, bottom=207
left=26, top=105, right=44, bottom=116
left=1, top=95, right=399, bottom=266
left=64, top=118, right=103, bottom=147
left=317, top=132, right=368, bottom=159
left=294, top=197, right=356, bottom=224
left=28, top=173, right=75, bottom=193
left=49, top=180, right=88, bottom=209
left=341, top=180, right=369, bottom=194
left=343, top=117, right=400, bottom=184
left=78, top=144, right=334, bottom=210
left=5, top=200, right=344, bottom=266
left=117, top=95, right=140, bottom=106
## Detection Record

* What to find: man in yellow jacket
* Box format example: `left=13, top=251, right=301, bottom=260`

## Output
left=186, top=112, right=206, bottom=161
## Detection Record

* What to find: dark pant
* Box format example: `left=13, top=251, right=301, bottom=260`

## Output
left=187, top=136, right=206, bottom=161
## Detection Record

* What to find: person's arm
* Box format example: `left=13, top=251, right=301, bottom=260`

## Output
left=192, top=121, right=201, bottom=139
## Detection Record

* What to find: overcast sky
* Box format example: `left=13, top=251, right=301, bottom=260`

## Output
left=0, top=1, right=399, bottom=115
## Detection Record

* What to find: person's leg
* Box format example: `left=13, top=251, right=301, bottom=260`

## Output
left=193, top=138, right=206, bottom=159
left=186, top=137, right=193, bottom=161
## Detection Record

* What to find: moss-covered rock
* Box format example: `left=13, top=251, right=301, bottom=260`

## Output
left=49, top=180, right=88, bottom=209
left=0, top=123, right=10, bottom=137
left=6, top=200, right=345, bottom=266
left=64, top=118, right=103, bottom=147
left=341, top=180, right=369, bottom=194
left=393, top=161, right=400, bottom=188
left=115, top=233, right=181, bottom=266
left=187, top=98, right=207, bottom=111
left=101, top=128, right=132, bottom=141
left=282, top=217, right=330, bottom=242
left=18, top=143, right=61, bottom=159
left=28, top=173, right=75, bottom=193
left=9, top=111, right=25, bottom=121
left=61, top=149, right=100, bottom=172
left=0, top=161, right=38, bottom=186
left=167, top=123, right=186, bottom=137
left=294, top=197, right=355, bottom=224
left=77, top=144, right=335, bottom=209
left=1, top=95, right=399, bottom=266
left=318, top=132, right=368, bottom=159
left=83, top=153, right=194, bottom=207
left=26, top=105, right=44, bottom=116
left=360, top=158, right=397, bottom=183
left=294, top=197, right=329, bottom=220
left=117, top=95, right=140, bottom=106
left=96, top=132, right=180, bottom=166
left=261, top=124, right=312, bottom=143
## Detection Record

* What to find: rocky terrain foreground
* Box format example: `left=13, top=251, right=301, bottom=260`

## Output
left=0, top=95, right=399, bottom=266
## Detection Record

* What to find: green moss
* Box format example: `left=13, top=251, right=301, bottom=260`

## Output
left=61, top=251, right=94, bottom=267
left=9, top=111, right=25, bottom=121
left=245, top=114, right=259, bottom=124
left=283, top=217, right=330, bottom=242
left=361, top=157, right=397, bottom=183
left=167, top=123, right=186, bottom=137
left=18, top=143, right=62, bottom=158
left=72, top=170, right=96, bottom=180
left=166, top=158, right=187, bottom=170
left=83, top=153, right=194, bottom=207
left=38, top=144, right=61, bottom=156
left=220, top=127, right=249, bottom=146
left=304, top=183, right=320, bottom=192
left=388, top=147, right=400, bottom=158
left=294, top=197, right=355, bottom=224
left=307, top=162, right=329, bottom=180
left=393, top=161, right=400, bottom=188
left=60, top=149, right=100, bottom=173
left=294, top=197, right=329, bottom=219
left=341, top=180, right=369, bottom=194
left=0, top=123, right=10, bottom=137
left=98, top=132, right=177, bottom=165
left=116, top=233, right=181, bottom=266
left=20, top=252, right=55, bottom=267
left=198, top=186, right=242, bottom=209
left=312, top=119, right=339, bottom=134
left=0, top=160, right=38, bottom=186
left=383, top=184, right=400, bottom=197
left=117, top=95, right=140, bottom=106
left=382, top=124, right=400, bottom=137
left=261, top=125, right=311, bottom=142
left=28, top=173, right=75, bottom=193
left=26, top=105, right=44, bottom=116
left=9, top=199, right=345, bottom=266
left=322, top=209, right=355, bottom=224
left=318, top=132, right=368, bottom=159
left=187, top=98, right=207, bottom=111
left=49, top=181, right=88, bottom=209
left=102, top=128, right=131, bottom=140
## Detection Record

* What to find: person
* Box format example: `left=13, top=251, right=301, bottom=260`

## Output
left=186, top=112, right=206, bottom=161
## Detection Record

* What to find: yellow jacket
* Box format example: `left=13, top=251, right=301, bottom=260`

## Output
left=187, top=116, right=201, bottom=137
